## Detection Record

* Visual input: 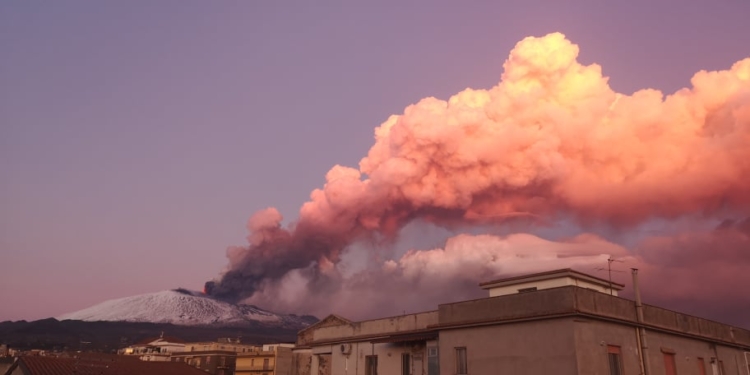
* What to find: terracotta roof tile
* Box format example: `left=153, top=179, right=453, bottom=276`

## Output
left=17, top=355, right=208, bottom=375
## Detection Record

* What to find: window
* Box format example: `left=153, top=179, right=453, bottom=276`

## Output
left=518, top=287, right=537, bottom=293
left=427, top=347, right=438, bottom=357
left=608, top=345, right=623, bottom=375
left=263, top=358, right=270, bottom=370
left=697, top=357, right=706, bottom=375
left=402, top=353, right=411, bottom=375
left=455, top=347, right=467, bottom=375
left=365, top=355, right=378, bottom=375
left=663, top=353, right=677, bottom=375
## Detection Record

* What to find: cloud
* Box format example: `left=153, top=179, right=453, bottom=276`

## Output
left=207, top=33, right=750, bottom=328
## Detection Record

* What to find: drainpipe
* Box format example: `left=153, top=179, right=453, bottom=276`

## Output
left=632, top=268, right=652, bottom=375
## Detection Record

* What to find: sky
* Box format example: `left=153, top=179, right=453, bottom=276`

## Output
left=1, top=1, right=749, bottom=324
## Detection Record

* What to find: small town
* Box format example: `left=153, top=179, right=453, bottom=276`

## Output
left=2, top=2, right=750, bottom=375
left=2, top=269, right=750, bottom=375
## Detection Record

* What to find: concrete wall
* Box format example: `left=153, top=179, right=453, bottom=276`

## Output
left=574, top=319, right=750, bottom=375
left=439, top=287, right=577, bottom=325
left=646, top=329, right=749, bottom=375
left=642, top=304, right=750, bottom=346
left=292, top=350, right=313, bottom=375
left=574, top=319, right=644, bottom=375
left=438, top=318, right=578, bottom=375
left=487, top=277, right=617, bottom=297
left=311, top=312, right=438, bottom=344
left=445, top=286, right=750, bottom=348
left=300, top=286, right=750, bottom=375
left=307, top=341, right=424, bottom=375
left=184, top=342, right=259, bottom=353
left=276, top=347, right=293, bottom=375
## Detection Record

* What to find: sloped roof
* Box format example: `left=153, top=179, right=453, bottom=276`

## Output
left=298, top=314, right=352, bottom=334
left=134, top=335, right=186, bottom=345
left=12, top=355, right=207, bottom=375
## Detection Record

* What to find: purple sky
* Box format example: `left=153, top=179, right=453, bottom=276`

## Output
left=2, top=1, right=750, bottom=322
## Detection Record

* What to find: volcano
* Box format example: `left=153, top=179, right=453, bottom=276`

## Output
left=56, top=289, right=317, bottom=329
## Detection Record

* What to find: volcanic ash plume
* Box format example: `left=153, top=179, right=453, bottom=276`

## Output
left=206, top=32, right=750, bottom=313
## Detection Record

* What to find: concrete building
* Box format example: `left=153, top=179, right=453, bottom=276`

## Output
left=181, top=338, right=263, bottom=354
left=294, top=269, right=750, bottom=375
left=235, top=344, right=295, bottom=375
left=118, top=334, right=185, bottom=361
left=169, top=338, right=262, bottom=375
left=170, top=349, right=237, bottom=375
left=480, top=268, right=624, bottom=296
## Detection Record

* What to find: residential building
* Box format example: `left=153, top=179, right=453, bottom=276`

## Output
left=181, top=338, right=261, bottom=354
left=170, top=349, right=237, bottom=375
left=118, top=333, right=185, bottom=361
left=479, top=267, right=624, bottom=296
left=235, top=344, right=295, bottom=375
left=169, top=338, right=268, bottom=375
left=294, top=268, right=750, bottom=375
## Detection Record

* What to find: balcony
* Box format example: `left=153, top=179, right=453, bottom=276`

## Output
left=235, top=364, right=275, bottom=371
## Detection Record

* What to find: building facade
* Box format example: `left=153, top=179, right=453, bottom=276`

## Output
left=235, top=344, right=295, bottom=375
left=168, top=338, right=262, bottom=375
left=294, top=269, right=750, bottom=375
left=119, top=335, right=185, bottom=361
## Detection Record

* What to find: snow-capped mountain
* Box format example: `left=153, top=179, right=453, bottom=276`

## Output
left=56, top=289, right=317, bottom=328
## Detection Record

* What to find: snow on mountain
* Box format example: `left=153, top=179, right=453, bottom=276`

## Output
left=56, top=289, right=316, bottom=327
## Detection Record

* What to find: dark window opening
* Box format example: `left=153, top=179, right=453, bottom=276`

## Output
left=607, top=345, right=623, bottom=375
left=518, top=287, right=538, bottom=293
left=366, top=355, right=378, bottom=375
left=455, top=347, right=467, bottom=375
left=402, top=353, right=410, bottom=375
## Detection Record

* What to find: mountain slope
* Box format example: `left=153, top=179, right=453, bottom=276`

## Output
left=56, top=289, right=316, bottom=328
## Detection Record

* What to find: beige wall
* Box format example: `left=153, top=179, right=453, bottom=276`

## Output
left=646, top=329, right=748, bottom=375
left=311, top=312, right=438, bottom=343
left=574, top=319, right=750, bottom=375
left=293, top=350, right=313, bottom=375
left=276, top=347, right=293, bottom=375
left=236, top=354, right=274, bottom=373
left=438, top=318, right=578, bottom=375
left=183, top=342, right=260, bottom=353
left=487, top=277, right=617, bottom=297
left=573, top=319, right=642, bottom=375
left=299, top=286, right=750, bottom=375
left=308, top=341, right=424, bottom=375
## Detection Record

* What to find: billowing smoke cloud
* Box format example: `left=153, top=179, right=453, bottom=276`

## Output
left=206, top=32, right=750, bottom=325
left=632, top=218, right=750, bottom=325
left=244, top=233, right=631, bottom=319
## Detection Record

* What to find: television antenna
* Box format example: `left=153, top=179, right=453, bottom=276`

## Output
left=594, top=257, right=625, bottom=295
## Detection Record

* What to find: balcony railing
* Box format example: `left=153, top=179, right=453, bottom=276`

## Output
left=235, top=364, right=274, bottom=371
